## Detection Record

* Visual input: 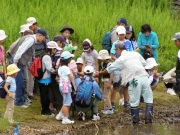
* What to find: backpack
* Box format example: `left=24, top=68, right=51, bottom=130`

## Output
left=30, top=55, right=47, bottom=80
left=74, top=77, right=95, bottom=108
left=102, top=28, right=116, bottom=52
left=0, top=81, right=6, bottom=98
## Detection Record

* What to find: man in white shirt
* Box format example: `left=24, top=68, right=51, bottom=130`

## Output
left=95, top=42, right=153, bottom=124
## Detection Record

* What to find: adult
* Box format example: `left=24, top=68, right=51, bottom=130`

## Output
left=13, top=29, right=47, bottom=108
left=171, top=32, right=180, bottom=97
left=95, top=42, right=153, bottom=124
left=137, top=24, right=159, bottom=61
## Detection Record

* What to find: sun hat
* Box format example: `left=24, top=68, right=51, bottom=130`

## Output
left=117, top=18, right=127, bottom=26
left=64, top=45, right=78, bottom=52
left=19, top=24, right=30, bottom=33
left=0, top=30, right=8, bottom=41
left=98, top=50, right=111, bottom=60
left=54, top=35, right=67, bottom=44
left=171, top=32, right=180, bottom=41
left=60, top=25, right=74, bottom=34
left=84, top=66, right=94, bottom=74
left=61, top=51, right=74, bottom=60
left=47, top=41, right=62, bottom=50
left=145, top=58, right=159, bottom=69
left=126, top=26, right=133, bottom=34
left=82, top=39, right=92, bottom=52
left=7, top=64, right=20, bottom=76
left=36, top=29, right=48, bottom=38
left=116, top=26, right=126, bottom=35
left=115, top=41, right=125, bottom=50
left=76, top=57, right=83, bottom=64
left=26, top=17, right=37, bottom=26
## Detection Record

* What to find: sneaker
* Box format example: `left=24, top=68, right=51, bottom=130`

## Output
left=167, top=88, right=176, bottom=95
left=62, top=118, right=74, bottom=124
left=78, top=111, right=86, bottom=121
left=24, top=102, right=31, bottom=106
left=119, top=98, right=124, bottom=106
left=25, top=97, right=32, bottom=103
left=56, top=113, right=63, bottom=121
left=15, top=104, right=29, bottom=108
left=102, top=109, right=114, bottom=114
left=124, top=102, right=130, bottom=111
left=92, top=113, right=100, bottom=121
left=8, top=119, right=15, bottom=124
left=112, top=105, right=118, bottom=111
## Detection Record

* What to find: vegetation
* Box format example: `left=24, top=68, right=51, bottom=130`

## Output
left=0, top=0, right=178, bottom=71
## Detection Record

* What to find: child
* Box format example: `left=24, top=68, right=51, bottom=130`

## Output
left=125, top=26, right=139, bottom=52
left=56, top=51, right=76, bottom=124
left=98, top=50, right=114, bottom=114
left=76, top=57, right=83, bottom=77
left=0, top=30, right=7, bottom=80
left=81, top=39, right=99, bottom=79
left=145, top=58, right=160, bottom=90
left=4, top=64, right=20, bottom=123
left=143, top=45, right=154, bottom=60
left=60, top=25, right=74, bottom=45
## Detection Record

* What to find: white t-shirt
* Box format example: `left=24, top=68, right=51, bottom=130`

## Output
left=58, top=65, right=71, bottom=87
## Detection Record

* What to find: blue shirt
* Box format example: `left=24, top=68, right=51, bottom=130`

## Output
left=111, top=40, right=133, bottom=58
left=75, top=76, right=103, bottom=100
left=6, top=76, right=16, bottom=92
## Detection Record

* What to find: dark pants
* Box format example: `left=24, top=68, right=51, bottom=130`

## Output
left=15, top=64, right=25, bottom=106
left=50, top=74, right=63, bottom=110
left=164, top=83, right=173, bottom=89
left=39, top=83, right=50, bottom=115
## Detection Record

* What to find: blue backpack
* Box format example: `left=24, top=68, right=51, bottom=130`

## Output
left=74, top=77, right=95, bottom=108
left=102, top=28, right=116, bottom=51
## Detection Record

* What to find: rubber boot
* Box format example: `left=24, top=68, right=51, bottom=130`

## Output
left=131, top=106, right=139, bottom=124
left=145, top=103, right=153, bottom=124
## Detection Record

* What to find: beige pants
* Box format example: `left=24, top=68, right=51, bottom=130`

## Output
left=103, top=80, right=112, bottom=110
left=4, top=92, right=15, bottom=120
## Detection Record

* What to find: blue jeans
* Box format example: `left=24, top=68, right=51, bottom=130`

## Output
left=15, top=64, right=25, bottom=106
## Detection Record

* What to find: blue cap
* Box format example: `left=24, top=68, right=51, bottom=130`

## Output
left=61, top=51, right=74, bottom=60
left=117, top=18, right=127, bottom=26
left=36, top=29, right=48, bottom=38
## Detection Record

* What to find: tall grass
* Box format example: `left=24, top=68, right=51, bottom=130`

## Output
left=0, top=0, right=178, bottom=71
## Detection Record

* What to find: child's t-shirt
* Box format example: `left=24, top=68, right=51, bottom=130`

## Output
left=6, top=76, right=16, bottom=92
left=110, top=40, right=133, bottom=58
left=81, top=50, right=98, bottom=70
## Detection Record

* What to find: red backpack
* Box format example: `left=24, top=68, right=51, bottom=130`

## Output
left=30, top=55, right=46, bottom=80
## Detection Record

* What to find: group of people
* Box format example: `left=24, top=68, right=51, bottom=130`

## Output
left=0, top=17, right=178, bottom=125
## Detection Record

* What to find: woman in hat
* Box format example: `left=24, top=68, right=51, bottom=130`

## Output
left=0, top=30, right=7, bottom=80
left=60, top=25, right=74, bottom=45
left=4, top=64, right=20, bottom=123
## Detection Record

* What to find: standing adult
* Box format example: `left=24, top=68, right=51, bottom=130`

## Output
left=138, top=24, right=159, bottom=61
left=95, top=42, right=153, bottom=124
left=13, top=29, right=47, bottom=108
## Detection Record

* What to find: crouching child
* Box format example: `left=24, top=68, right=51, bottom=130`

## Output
left=74, top=66, right=103, bottom=121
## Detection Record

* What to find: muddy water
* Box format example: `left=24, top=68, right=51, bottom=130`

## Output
left=56, top=124, right=180, bottom=135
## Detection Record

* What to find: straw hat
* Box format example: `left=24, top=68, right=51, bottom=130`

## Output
left=7, top=64, right=20, bottom=76
left=98, top=50, right=111, bottom=60
left=145, top=58, right=159, bottom=69
left=0, top=30, right=8, bottom=41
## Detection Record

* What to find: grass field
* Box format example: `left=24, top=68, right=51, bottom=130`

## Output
left=0, top=0, right=179, bottom=71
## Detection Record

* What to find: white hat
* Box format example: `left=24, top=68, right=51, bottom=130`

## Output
left=19, top=24, right=30, bottom=33
left=76, top=57, right=83, bottom=64
left=98, top=50, right=111, bottom=60
left=145, top=58, right=159, bottom=69
left=26, top=17, right=37, bottom=26
left=0, top=30, right=8, bottom=41
left=84, top=66, right=94, bottom=74
left=47, top=41, right=62, bottom=51
left=116, top=26, right=126, bottom=34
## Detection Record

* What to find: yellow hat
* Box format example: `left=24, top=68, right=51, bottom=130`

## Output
left=7, top=64, right=20, bottom=76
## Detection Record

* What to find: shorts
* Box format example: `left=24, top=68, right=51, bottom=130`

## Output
left=60, top=86, right=72, bottom=106
left=113, top=80, right=121, bottom=87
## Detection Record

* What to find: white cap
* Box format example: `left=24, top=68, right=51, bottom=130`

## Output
left=76, top=57, right=83, bottom=64
left=26, top=17, right=37, bottom=26
left=19, top=24, right=30, bottom=33
left=47, top=41, right=62, bottom=51
left=116, top=26, right=126, bottom=34
left=0, top=30, right=8, bottom=41
left=145, top=58, right=159, bottom=69
left=84, top=66, right=94, bottom=74
left=98, top=50, right=111, bottom=60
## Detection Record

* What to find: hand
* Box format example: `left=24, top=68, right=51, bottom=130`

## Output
left=8, top=92, right=13, bottom=98
left=52, top=62, right=55, bottom=67
left=105, top=82, right=111, bottom=89
left=94, top=71, right=99, bottom=78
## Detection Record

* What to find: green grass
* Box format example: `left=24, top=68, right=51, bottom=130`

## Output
left=0, top=0, right=179, bottom=72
